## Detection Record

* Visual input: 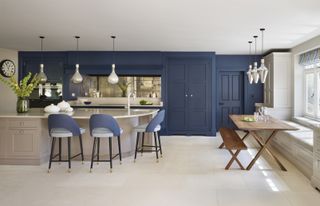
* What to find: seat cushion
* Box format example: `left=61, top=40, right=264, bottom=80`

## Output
left=134, top=124, right=161, bottom=132
left=282, top=121, right=313, bottom=152
left=50, top=128, right=85, bottom=138
left=92, top=128, right=123, bottom=138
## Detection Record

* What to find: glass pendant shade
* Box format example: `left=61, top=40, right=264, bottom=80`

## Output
left=108, top=64, right=119, bottom=84
left=247, top=65, right=253, bottom=84
left=38, top=64, right=47, bottom=84
left=71, top=64, right=83, bottom=84
left=258, top=58, right=268, bottom=83
left=252, top=62, right=260, bottom=83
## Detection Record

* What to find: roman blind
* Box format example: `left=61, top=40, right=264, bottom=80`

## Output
left=299, top=48, right=320, bottom=66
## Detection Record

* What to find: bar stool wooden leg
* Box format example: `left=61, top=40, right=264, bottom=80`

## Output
left=90, top=137, right=97, bottom=172
left=79, top=134, right=84, bottom=164
left=154, top=132, right=159, bottom=162
left=134, top=132, right=140, bottom=162
left=48, top=137, right=56, bottom=173
left=117, top=135, right=122, bottom=164
left=67, top=137, right=71, bottom=173
left=109, top=137, right=113, bottom=172
left=157, top=131, right=163, bottom=157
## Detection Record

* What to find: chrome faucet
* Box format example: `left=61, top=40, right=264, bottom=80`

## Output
left=127, top=90, right=136, bottom=109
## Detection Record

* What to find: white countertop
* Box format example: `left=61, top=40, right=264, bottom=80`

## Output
left=70, top=103, right=162, bottom=108
left=0, top=108, right=159, bottom=119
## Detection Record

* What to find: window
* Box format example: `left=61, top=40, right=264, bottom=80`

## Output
left=304, top=64, right=320, bottom=119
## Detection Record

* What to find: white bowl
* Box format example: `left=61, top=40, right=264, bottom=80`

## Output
left=44, top=104, right=60, bottom=113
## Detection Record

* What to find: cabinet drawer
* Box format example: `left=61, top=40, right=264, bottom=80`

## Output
left=8, top=120, right=39, bottom=129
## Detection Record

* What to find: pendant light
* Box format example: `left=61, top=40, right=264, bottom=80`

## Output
left=247, top=41, right=254, bottom=84
left=108, top=35, right=119, bottom=84
left=71, top=36, right=83, bottom=84
left=38, top=36, right=47, bottom=84
left=257, top=28, right=268, bottom=83
left=252, top=35, right=260, bottom=83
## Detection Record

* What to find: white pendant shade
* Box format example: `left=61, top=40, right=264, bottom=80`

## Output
left=252, top=62, right=260, bottom=83
left=108, top=64, right=119, bottom=84
left=71, top=64, right=83, bottom=84
left=258, top=58, right=268, bottom=83
left=38, top=64, right=47, bottom=84
left=247, top=64, right=253, bottom=84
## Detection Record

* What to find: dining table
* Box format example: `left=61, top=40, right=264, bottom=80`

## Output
left=228, top=114, right=298, bottom=171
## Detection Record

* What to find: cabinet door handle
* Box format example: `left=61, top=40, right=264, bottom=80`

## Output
left=190, top=94, right=193, bottom=97
left=219, top=102, right=224, bottom=105
left=185, top=94, right=188, bottom=97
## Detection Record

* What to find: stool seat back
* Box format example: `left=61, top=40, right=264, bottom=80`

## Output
left=146, top=110, right=165, bottom=132
left=90, top=114, right=121, bottom=137
left=48, top=114, right=81, bottom=137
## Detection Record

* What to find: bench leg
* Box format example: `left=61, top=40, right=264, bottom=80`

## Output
left=219, top=131, right=249, bottom=149
left=225, top=149, right=244, bottom=170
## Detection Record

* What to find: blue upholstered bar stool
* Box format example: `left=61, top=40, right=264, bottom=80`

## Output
left=48, top=114, right=85, bottom=173
left=134, top=110, right=165, bottom=162
left=89, top=114, right=123, bottom=173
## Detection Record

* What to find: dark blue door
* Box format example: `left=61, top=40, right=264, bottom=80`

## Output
left=167, top=58, right=212, bottom=135
left=217, top=71, right=244, bottom=129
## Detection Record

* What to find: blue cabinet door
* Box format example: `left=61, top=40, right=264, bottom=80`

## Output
left=167, top=57, right=212, bottom=135
left=187, top=61, right=211, bottom=132
left=167, top=61, right=188, bottom=133
left=217, top=71, right=244, bottom=129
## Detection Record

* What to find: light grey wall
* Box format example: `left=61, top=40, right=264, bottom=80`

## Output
left=0, top=48, right=18, bottom=112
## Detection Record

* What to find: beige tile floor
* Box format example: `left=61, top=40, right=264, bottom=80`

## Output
left=0, top=135, right=319, bottom=206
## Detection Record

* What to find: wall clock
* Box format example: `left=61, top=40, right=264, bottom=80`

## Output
left=0, top=59, right=16, bottom=77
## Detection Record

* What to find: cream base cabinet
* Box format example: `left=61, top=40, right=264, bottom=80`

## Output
left=264, top=52, right=292, bottom=119
left=312, top=127, right=320, bottom=190
left=0, top=118, right=50, bottom=165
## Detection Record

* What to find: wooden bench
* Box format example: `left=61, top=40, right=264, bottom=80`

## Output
left=219, top=128, right=247, bottom=170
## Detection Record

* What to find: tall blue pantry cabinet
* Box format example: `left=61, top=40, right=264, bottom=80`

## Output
left=164, top=53, right=216, bottom=135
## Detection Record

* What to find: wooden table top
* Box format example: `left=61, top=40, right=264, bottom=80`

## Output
left=229, top=115, right=298, bottom=131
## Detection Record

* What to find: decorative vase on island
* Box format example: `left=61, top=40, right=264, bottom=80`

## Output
left=16, top=97, right=29, bottom=113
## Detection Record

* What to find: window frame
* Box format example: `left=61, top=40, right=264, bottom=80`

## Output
left=304, top=65, right=320, bottom=120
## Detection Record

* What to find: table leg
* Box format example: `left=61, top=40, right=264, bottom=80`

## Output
left=249, top=131, right=287, bottom=171
left=246, top=130, right=280, bottom=170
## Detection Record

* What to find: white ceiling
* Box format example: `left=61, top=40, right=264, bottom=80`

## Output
left=1, top=0, right=320, bottom=54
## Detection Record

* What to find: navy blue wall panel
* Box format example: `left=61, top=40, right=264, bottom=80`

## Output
left=216, top=55, right=263, bottom=115
left=18, top=51, right=263, bottom=136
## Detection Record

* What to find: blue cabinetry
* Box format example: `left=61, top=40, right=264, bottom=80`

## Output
left=19, top=52, right=67, bottom=83
left=165, top=53, right=215, bottom=135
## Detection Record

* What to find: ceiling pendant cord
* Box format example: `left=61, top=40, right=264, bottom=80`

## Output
left=247, top=40, right=254, bottom=84
left=108, top=35, right=119, bottom=84
left=254, top=35, right=258, bottom=63
left=258, top=28, right=268, bottom=84
left=112, top=35, right=116, bottom=64
left=248, top=41, right=252, bottom=64
left=40, top=36, right=44, bottom=64
left=71, top=35, right=83, bottom=84
left=252, top=35, right=259, bottom=83
left=38, top=36, right=47, bottom=84
left=260, top=28, right=265, bottom=55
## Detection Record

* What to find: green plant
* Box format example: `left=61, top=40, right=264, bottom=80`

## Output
left=117, top=80, right=131, bottom=97
left=0, top=72, right=40, bottom=97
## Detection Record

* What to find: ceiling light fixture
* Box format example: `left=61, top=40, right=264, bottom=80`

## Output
left=71, top=36, right=83, bottom=84
left=257, top=28, right=268, bottom=83
left=108, top=35, right=119, bottom=84
left=247, top=41, right=253, bottom=84
left=38, top=36, right=47, bottom=84
left=252, top=35, right=260, bottom=84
